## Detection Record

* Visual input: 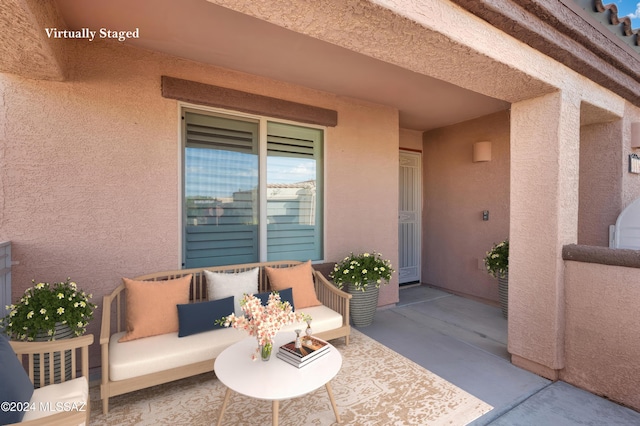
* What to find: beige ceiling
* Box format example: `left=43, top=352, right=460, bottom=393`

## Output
left=55, top=0, right=509, bottom=131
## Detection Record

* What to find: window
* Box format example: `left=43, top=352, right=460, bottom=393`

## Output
left=182, top=109, right=323, bottom=267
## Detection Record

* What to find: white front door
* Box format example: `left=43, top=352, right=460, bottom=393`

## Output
left=398, top=150, right=422, bottom=284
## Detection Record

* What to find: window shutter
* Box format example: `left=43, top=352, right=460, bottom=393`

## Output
left=182, top=111, right=324, bottom=267
left=183, top=112, right=259, bottom=267
left=266, top=123, right=323, bottom=261
left=185, top=112, right=256, bottom=153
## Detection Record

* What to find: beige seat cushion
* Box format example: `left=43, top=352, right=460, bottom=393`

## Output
left=109, top=328, right=246, bottom=381
left=109, top=305, right=341, bottom=381
left=281, top=305, right=343, bottom=334
left=22, top=376, right=88, bottom=424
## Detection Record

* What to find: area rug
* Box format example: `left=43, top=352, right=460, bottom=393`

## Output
left=89, top=330, right=492, bottom=425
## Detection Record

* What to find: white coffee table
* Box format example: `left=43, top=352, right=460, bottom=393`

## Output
left=214, top=332, right=342, bottom=426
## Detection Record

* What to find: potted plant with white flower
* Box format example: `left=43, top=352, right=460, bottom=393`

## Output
left=1, top=278, right=97, bottom=341
left=330, top=251, right=394, bottom=327
left=484, top=239, right=509, bottom=318
left=0, top=278, right=97, bottom=386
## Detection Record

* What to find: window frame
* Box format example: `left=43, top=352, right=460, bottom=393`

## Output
left=179, top=103, right=326, bottom=267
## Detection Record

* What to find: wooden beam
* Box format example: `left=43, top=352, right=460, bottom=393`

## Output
left=161, top=76, right=337, bottom=127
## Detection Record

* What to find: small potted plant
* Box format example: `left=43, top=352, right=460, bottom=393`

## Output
left=484, top=239, right=509, bottom=318
left=0, top=278, right=97, bottom=387
left=1, top=278, right=97, bottom=341
left=330, top=252, right=394, bottom=327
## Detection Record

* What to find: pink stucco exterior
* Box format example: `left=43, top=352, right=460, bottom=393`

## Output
left=563, top=261, right=640, bottom=409
left=399, top=128, right=423, bottom=152
left=2, top=0, right=640, bottom=411
left=579, top=120, right=623, bottom=246
left=0, top=40, right=400, bottom=362
left=422, top=111, right=510, bottom=303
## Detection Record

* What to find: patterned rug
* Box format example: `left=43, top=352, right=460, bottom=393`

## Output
left=89, top=330, right=492, bottom=425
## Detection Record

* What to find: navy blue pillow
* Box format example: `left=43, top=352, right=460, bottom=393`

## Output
left=0, top=334, right=34, bottom=424
left=177, top=296, right=234, bottom=337
left=255, top=287, right=295, bottom=310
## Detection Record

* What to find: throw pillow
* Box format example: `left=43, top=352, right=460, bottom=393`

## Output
left=254, top=287, right=295, bottom=309
left=177, top=296, right=234, bottom=337
left=265, top=261, right=321, bottom=309
left=0, top=334, right=34, bottom=424
left=205, top=268, right=259, bottom=315
left=118, top=275, right=192, bottom=342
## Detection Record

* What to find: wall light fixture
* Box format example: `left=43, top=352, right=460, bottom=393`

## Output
left=473, top=141, right=491, bottom=162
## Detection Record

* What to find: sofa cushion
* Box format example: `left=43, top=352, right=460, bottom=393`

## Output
left=266, top=261, right=321, bottom=309
left=22, top=376, right=88, bottom=423
left=177, top=296, right=234, bottom=337
left=205, top=268, right=259, bottom=315
left=119, top=275, right=192, bottom=342
left=0, top=334, right=34, bottom=425
left=281, top=305, right=343, bottom=335
left=109, top=328, right=247, bottom=381
left=254, top=287, right=295, bottom=310
left=109, top=304, right=342, bottom=382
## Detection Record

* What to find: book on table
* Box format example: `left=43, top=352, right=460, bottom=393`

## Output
left=276, top=348, right=329, bottom=368
left=279, top=336, right=329, bottom=361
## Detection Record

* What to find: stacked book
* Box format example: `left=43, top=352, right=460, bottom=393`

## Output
left=277, top=336, right=330, bottom=368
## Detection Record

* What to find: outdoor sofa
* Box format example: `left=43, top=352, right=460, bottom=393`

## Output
left=100, top=260, right=351, bottom=414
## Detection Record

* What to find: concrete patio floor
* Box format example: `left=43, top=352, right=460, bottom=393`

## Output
left=358, top=285, right=640, bottom=425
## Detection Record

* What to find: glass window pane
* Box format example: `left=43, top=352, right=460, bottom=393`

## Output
left=184, top=112, right=259, bottom=267
left=266, top=122, right=323, bottom=261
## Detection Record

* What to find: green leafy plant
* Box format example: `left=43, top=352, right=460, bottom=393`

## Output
left=1, top=278, right=97, bottom=341
left=484, top=239, right=509, bottom=278
left=330, top=251, right=394, bottom=291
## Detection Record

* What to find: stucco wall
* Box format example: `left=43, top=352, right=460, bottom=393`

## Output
left=324, top=95, right=400, bottom=307
left=508, top=92, right=582, bottom=377
left=563, top=260, right=640, bottom=411
left=578, top=120, right=623, bottom=246
left=622, top=105, right=640, bottom=209
left=422, top=111, right=510, bottom=302
left=399, top=128, right=423, bottom=151
left=0, top=40, right=400, bottom=365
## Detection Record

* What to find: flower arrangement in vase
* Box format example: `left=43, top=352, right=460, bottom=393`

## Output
left=1, top=278, right=97, bottom=341
left=220, top=292, right=308, bottom=361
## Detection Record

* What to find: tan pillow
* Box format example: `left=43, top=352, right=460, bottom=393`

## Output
left=265, top=261, right=321, bottom=309
left=118, top=275, right=192, bottom=342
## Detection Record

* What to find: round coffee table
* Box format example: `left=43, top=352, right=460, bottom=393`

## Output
left=214, top=332, right=342, bottom=426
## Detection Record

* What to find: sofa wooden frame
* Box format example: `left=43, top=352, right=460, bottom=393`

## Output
left=9, top=334, right=93, bottom=426
left=99, top=260, right=351, bottom=414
